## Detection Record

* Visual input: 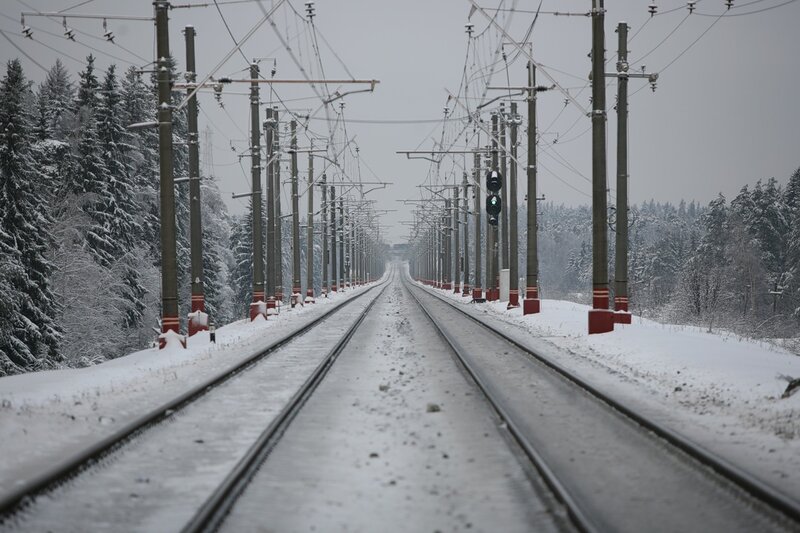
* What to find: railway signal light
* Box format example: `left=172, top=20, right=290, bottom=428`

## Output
left=486, top=194, right=501, bottom=225
left=486, top=170, right=502, bottom=192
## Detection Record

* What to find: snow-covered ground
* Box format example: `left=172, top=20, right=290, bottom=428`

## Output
left=2, top=264, right=798, bottom=524
left=424, top=280, right=800, bottom=499
left=0, top=283, right=378, bottom=496
left=220, top=279, right=564, bottom=533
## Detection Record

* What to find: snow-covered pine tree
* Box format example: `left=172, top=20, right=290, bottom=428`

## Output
left=62, top=55, right=118, bottom=268
left=229, top=211, right=253, bottom=319
left=678, top=194, right=730, bottom=328
left=749, top=179, right=789, bottom=284
left=34, top=59, right=75, bottom=142
left=120, top=66, right=159, bottom=259
left=97, top=64, right=148, bottom=333
left=783, top=168, right=800, bottom=319
left=0, top=59, right=62, bottom=375
left=199, top=170, right=235, bottom=325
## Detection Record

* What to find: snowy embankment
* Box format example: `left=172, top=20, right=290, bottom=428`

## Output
left=0, top=284, right=376, bottom=495
left=427, top=283, right=800, bottom=498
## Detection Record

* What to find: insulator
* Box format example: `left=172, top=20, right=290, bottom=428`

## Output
left=687, top=1, right=697, bottom=13
left=648, top=3, right=658, bottom=16
left=21, top=15, right=33, bottom=39
left=725, top=0, right=734, bottom=9
left=102, top=19, right=114, bottom=42
left=62, top=18, right=75, bottom=41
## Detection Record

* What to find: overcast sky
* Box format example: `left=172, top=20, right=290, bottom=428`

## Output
left=2, top=0, right=799, bottom=243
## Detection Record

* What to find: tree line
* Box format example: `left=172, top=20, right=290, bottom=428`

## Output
left=0, top=55, right=334, bottom=376
left=2, top=53, right=797, bottom=375
left=535, top=171, right=800, bottom=346
left=0, top=56, right=240, bottom=375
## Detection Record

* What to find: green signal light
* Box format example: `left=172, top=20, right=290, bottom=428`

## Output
left=486, top=194, right=502, bottom=216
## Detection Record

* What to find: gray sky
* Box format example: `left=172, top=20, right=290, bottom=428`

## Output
left=2, top=0, right=799, bottom=243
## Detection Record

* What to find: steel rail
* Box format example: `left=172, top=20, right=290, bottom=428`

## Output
left=403, top=277, right=597, bottom=533
left=408, top=275, right=800, bottom=525
left=0, top=277, right=389, bottom=521
left=182, top=273, right=392, bottom=533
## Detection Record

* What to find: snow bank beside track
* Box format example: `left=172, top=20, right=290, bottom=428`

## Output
left=421, top=280, right=800, bottom=498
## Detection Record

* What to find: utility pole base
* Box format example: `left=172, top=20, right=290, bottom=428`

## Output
left=291, top=288, right=302, bottom=308
left=266, top=297, right=277, bottom=316
left=250, top=295, right=267, bottom=321
left=472, top=287, right=483, bottom=300
left=614, top=311, right=632, bottom=324
left=188, top=296, right=208, bottom=336
left=454, top=285, right=460, bottom=294
left=523, top=299, right=540, bottom=315
left=331, top=284, right=337, bottom=293
left=507, top=289, right=520, bottom=309
left=462, top=285, right=471, bottom=297
left=588, top=309, right=615, bottom=334
left=305, top=289, right=316, bottom=304
left=442, top=283, right=452, bottom=291
left=159, top=316, right=186, bottom=350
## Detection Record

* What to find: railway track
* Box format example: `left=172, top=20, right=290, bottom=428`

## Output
left=0, top=271, right=391, bottom=531
left=405, top=274, right=800, bottom=533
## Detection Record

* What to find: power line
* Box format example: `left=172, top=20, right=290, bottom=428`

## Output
left=630, top=13, right=691, bottom=65
left=212, top=0, right=250, bottom=65
left=695, top=0, right=797, bottom=16
left=0, top=20, right=87, bottom=66
left=655, top=11, right=726, bottom=77
left=0, top=28, right=48, bottom=72
left=14, top=0, right=148, bottom=64
left=58, top=0, right=96, bottom=13
left=1, top=11, right=142, bottom=67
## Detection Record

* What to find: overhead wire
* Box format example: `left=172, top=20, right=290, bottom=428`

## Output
left=13, top=0, right=149, bottom=65
left=695, top=0, right=797, bottom=16
left=630, top=12, right=691, bottom=65
left=630, top=7, right=727, bottom=99
left=0, top=28, right=48, bottom=72
left=0, top=17, right=87, bottom=66
left=212, top=0, right=251, bottom=65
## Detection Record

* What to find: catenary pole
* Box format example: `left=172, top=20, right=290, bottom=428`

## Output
left=508, top=101, right=520, bottom=308
left=338, top=196, right=345, bottom=290
left=274, top=110, right=284, bottom=304
left=264, top=107, right=276, bottom=312
left=330, top=184, right=338, bottom=292
left=473, top=152, right=483, bottom=299
left=321, top=173, right=328, bottom=296
left=248, top=62, right=265, bottom=321
left=589, top=0, right=614, bottom=333
left=453, top=186, right=460, bottom=293
left=184, top=25, right=207, bottom=336
left=524, top=60, right=541, bottom=314
left=290, top=120, right=301, bottom=307
left=614, top=21, right=632, bottom=324
left=155, top=1, right=182, bottom=348
left=462, top=171, right=471, bottom=296
left=444, top=199, right=452, bottom=290
left=305, top=142, right=315, bottom=302
left=499, top=102, right=508, bottom=270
